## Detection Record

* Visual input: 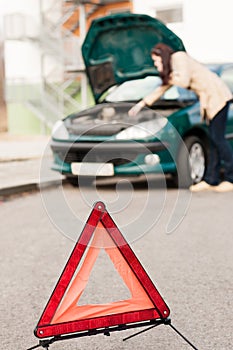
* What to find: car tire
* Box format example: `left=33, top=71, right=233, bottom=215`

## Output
left=174, top=135, right=207, bottom=189
left=66, top=176, right=94, bottom=187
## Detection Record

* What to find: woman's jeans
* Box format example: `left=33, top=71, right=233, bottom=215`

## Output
left=204, top=102, right=233, bottom=185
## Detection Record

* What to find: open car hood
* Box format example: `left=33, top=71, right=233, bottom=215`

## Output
left=82, top=13, right=185, bottom=102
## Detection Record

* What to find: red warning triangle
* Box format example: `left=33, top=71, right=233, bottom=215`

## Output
left=35, top=202, right=170, bottom=339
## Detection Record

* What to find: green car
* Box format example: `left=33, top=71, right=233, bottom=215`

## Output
left=51, top=13, right=233, bottom=188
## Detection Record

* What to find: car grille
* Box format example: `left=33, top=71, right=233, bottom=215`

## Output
left=57, top=150, right=132, bottom=166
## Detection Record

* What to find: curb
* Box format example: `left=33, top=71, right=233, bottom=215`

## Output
left=0, top=178, right=65, bottom=197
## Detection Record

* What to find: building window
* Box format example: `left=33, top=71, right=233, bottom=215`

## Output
left=156, top=7, right=183, bottom=25
left=107, top=8, right=131, bottom=15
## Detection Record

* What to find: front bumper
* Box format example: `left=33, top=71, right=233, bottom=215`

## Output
left=51, top=140, right=168, bottom=155
left=51, top=139, right=170, bottom=176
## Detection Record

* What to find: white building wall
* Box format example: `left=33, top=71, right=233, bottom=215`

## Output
left=133, top=0, right=180, bottom=17
left=5, top=41, right=41, bottom=80
left=133, top=0, right=233, bottom=63
left=183, top=0, right=232, bottom=63
left=0, top=0, right=41, bottom=80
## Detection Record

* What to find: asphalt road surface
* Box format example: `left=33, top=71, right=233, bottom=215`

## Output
left=0, top=178, right=232, bottom=350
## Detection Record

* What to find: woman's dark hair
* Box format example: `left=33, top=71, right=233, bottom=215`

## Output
left=151, top=43, right=175, bottom=84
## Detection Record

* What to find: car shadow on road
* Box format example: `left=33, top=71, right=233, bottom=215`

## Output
left=91, top=174, right=177, bottom=190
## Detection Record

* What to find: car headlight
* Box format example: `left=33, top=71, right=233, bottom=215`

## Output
left=51, top=120, right=69, bottom=140
left=115, top=117, right=168, bottom=140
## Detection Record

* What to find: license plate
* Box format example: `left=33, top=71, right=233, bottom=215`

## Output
left=71, top=162, right=114, bottom=176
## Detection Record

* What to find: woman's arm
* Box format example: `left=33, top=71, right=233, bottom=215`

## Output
left=128, top=100, right=146, bottom=117
left=143, top=84, right=171, bottom=106
left=128, top=84, right=170, bottom=116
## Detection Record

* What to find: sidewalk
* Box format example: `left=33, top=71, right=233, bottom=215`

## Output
left=0, top=133, right=64, bottom=196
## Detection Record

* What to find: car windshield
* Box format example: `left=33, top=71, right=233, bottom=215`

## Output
left=105, top=76, right=197, bottom=103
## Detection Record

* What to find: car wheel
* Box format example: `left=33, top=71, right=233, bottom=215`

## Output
left=174, top=135, right=207, bottom=188
left=66, top=176, right=94, bottom=187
